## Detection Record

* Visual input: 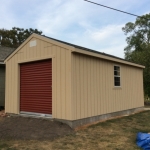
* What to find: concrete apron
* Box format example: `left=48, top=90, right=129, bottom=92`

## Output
left=19, top=111, right=52, bottom=119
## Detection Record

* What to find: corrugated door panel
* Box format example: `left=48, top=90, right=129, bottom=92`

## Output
left=20, top=59, right=52, bottom=114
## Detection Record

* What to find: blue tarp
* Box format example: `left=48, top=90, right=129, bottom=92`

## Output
left=137, top=132, right=150, bottom=150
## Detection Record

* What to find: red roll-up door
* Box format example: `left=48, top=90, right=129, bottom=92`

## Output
left=20, top=59, right=52, bottom=114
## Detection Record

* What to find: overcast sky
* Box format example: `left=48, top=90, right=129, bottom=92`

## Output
left=0, top=0, right=149, bottom=58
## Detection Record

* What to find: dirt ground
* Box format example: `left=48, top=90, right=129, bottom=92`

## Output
left=0, top=111, right=74, bottom=140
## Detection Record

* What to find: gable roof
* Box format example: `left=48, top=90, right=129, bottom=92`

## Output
left=4, top=33, right=145, bottom=68
left=0, top=46, right=15, bottom=63
left=43, top=35, right=145, bottom=68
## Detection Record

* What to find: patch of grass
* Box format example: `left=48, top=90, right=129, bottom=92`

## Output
left=0, top=142, right=18, bottom=150
left=51, top=111, right=149, bottom=150
left=0, top=143, right=10, bottom=149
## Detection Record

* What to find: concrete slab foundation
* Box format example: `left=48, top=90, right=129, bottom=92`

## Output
left=56, top=107, right=144, bottom=129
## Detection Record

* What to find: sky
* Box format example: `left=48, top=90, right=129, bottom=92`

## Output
left=0, top=0, right=150, bottom=58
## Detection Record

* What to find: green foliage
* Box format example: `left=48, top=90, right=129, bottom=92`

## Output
left=127, top=48, right=150, bottom=97
left=122, top=13, right=150, bottom=55
left=0, top=27, right=42, bottom=48
left=122, top=13, right=150, bottom=97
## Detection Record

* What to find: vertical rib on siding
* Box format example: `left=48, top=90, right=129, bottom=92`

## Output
left=72, top=53, right=144, bottom=120
left=5, top=37, right=72, bottom=120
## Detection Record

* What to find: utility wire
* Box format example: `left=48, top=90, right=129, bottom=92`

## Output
left=84, top=0, right=141, bottom=18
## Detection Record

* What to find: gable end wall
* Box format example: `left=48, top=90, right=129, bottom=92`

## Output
left=5, top=37, right=72, bottom=120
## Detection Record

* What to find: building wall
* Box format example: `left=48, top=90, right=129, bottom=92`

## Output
left=71, top=53, right=144, bottom=120
left=0, top=65, right=5, bottom=106
left=5, top=37, right=72, bottom=120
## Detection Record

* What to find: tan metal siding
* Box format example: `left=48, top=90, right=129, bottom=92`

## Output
left=5, top=37, right=72, bottom=120
left=72, top=53, right=144, bottom=120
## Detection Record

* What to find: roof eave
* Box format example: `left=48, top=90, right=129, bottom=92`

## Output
left=73, top=48, right=145, bottom=69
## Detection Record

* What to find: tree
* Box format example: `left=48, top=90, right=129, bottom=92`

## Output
left=0, top=27, right=42, bottom=48
left=122, top=13, right=150, bottom=97
left=127, top=47, right=150, bottom=97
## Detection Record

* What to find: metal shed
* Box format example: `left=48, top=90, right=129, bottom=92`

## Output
left=4, top=34, right=144, bottom=128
